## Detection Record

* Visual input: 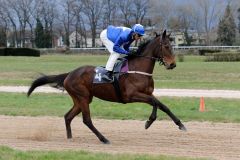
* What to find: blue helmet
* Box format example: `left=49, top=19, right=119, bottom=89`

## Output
left=132, top=24, right=145, bottom=36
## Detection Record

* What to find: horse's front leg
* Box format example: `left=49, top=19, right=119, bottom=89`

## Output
left=130, top=93, right=186, bottom=131
left=129, top=93, right=158, bottom=129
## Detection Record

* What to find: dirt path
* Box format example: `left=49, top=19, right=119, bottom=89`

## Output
left=0, top=116, right=239, bottom=160
left=1, top=86, right=240, bottom=98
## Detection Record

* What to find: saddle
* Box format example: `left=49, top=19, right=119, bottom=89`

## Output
left=93, top=58, right=129, bottom=103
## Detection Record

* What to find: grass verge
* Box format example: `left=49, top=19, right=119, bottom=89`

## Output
left=0, top=146, right=207, bottom=160
left=0, top=93, right=240, bottom=123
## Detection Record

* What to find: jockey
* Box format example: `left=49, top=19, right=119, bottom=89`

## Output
left=100, top=24, right=145, bottom=81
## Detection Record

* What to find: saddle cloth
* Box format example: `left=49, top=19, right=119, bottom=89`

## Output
left=93, top=58, right=128, bottom=84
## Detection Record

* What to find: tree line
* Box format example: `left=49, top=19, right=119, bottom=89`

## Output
left=0, top=0, right=239, bottom=48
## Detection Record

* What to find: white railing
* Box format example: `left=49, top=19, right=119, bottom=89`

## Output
left=70, top=46, right=240, bottom=50
left=173, top=46, right=240, bottom=50
left=39, top=46, right=240, bottom=53
left=70, top=47, right=107, bottom=50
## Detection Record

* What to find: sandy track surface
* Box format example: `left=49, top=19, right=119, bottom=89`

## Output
left=0, top=116, right=239, bottom=160
left=1, top=86, right=240, bottom=98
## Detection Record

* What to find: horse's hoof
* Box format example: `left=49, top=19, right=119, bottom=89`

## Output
left=101, top=138, right=110, bottom=144
left=145, top=120, right=153, bottom=129
left=104, top=140, right=110, bottom=144
left=179, top=124, right=187, bottom=131
left=67, top=135, right=72, bottom=139
left=102, top=140, right=110, bottom=144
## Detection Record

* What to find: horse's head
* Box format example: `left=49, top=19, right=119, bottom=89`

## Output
left=155, top=30, right=176, bottom=70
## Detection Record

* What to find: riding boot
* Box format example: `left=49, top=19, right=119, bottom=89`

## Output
left=102, top=71, right=113, bottom=81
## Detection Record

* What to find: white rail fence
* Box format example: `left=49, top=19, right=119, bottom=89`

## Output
left=40, top=46, right=240, bottom=54
left=173, top=46, right=240, bottom=50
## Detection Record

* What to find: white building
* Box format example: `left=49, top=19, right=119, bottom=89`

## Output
left=171, top=31, right=206, bottom=46
left=57, top=36, right=64, bottom=47
left=69, top=31, right=81, bottom=47
left=57, top=31, right=102, bottom=48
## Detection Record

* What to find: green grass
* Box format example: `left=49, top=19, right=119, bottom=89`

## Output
left=0, top=55, right=107, bottom=86
left=1, top=93, right=240, bottom=123
left=0, top=55, right=240, bottom=89
left=0, top=146, right=207, bottom=160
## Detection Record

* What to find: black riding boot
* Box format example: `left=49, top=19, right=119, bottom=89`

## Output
left=102, top=71, right=113, bottom=81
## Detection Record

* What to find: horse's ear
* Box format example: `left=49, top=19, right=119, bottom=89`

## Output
left=167, top=32, right=171, bottom=37
left=162, top=30, right=167, bottom=39
left=153, top=32, right=160, bottom=37
left=167, top=32, right=173, bottom=41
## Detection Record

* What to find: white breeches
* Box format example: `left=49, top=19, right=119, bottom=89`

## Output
left=100, top=29, right=122, bottom=71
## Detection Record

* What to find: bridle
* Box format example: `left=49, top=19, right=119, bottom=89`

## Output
left=135, top=54, right=164, bottom=66
left=126, top=33, right=174, bottom=77
left=133, top=37, right=166, bottom=66
left=126, top=37, right=171, bottom=77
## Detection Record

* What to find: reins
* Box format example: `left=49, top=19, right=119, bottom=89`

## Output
left=130, top=39, right=165, bottom=66
left=125, top=36, right=170, bottom=76
left=125, top=54, right=163, bottom=77
left=133, top=54, right=165, bottom=66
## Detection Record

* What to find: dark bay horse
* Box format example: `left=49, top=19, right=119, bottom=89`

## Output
left=27, top=30, right=186, bottom=144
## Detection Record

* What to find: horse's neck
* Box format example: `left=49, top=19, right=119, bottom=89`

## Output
left=128, top=41, right=157, bottom=74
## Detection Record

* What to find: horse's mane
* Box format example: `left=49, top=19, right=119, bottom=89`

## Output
left=126, top=39, right=152, bottom=60
left=135, top=39, right=152, bottom=55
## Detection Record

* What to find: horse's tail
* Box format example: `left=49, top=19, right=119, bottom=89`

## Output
left=27, top=73, right=69, bottom=97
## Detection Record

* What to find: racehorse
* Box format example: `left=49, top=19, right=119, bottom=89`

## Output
left=27, top=30, right=186, bottom=144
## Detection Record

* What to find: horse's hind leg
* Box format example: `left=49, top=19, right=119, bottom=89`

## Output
left=64, top=94, right=82, bottom=139
left=81, top=99, right=110, bottom=144
left=155, top=97, right=186, bottom=131
left=64, top=105, right=81, bottom=139
left=145, top=106, right=157, bottom=129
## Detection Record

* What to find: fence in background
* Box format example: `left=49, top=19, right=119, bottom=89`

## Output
left=173, top=46, right=240, bottom=50
left=39, top=46, right=240, bottom=54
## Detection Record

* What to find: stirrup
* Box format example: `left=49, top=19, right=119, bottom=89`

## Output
left=102, top=74, right=113, bottom=82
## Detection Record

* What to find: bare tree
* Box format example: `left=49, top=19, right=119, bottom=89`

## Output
left=71, top=0, right=88, bottom=47
left=228, top=0, right=240, bottom=39
left=71, top=0, right=81, bottom=47
left=60, top=0, right=76, bottom=47
left=176, top=5, right=195, bottom=45
left=0, top=5, right=8, bottom=47
left=132, top=0, right=149, bottom=24
left=0, top=0, right=18, bottom=47
left=1, top=0, right=235, bottom=48
left=117, top=0, right=134, bottom=27
left=149, top=0, right=176, bottom=29
left=36, top=0, right=58, bottom=47
left=82, top=0, right=105, bottom=47
left=167, top=16, right=181, bottom=30
left=9, top=0, right=35, bottom=47
left=27, top=1, right=38, bottom=47
left=102, top=0, right=118, bottom=28
left=196, top=0, right=224, bottom=45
